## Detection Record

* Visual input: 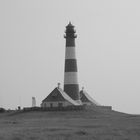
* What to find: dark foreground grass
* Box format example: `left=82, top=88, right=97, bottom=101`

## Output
left=0, top=110, right=140, bottom=140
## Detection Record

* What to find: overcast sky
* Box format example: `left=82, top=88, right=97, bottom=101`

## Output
left=0, top=0, right=140, bottom=114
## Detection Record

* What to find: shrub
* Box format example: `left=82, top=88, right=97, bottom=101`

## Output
left=0, top=108, right=5, bottom=113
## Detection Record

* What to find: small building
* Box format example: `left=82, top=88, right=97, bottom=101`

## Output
left=41, top=86, right=81, bottom=108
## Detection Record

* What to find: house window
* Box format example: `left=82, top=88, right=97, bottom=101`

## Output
left=58, top=103, right=63, bottom=107
left=44, top=103, right=46, bottom=107
left=50, top=103, right=53, bottom=108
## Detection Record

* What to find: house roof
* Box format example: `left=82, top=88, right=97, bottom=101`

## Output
left=80, top=90, right=100, bottom=106
left=42, top=87, right=81, bottom=106
left=80, top=92, right=90, bottom=102
left=42, top=88, right=65, bottom=102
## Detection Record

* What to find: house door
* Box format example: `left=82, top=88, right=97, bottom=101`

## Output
left=58, top=103, right=63, bottom=107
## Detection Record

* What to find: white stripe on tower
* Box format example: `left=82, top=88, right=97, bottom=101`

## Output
left=64, top=72, right=78, bottom=85
left=65, top=47, right=76, bottom=59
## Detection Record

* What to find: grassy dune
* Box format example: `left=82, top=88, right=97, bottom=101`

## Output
left=0, top=109, right=140, bottom=140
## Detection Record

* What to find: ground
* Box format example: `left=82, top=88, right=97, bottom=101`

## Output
left=0, top=109, right=140, bottom=140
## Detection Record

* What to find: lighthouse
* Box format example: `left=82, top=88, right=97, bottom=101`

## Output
left=41, top=22, right=104, bottom=110
left=64, top=22, right=80, bottom=103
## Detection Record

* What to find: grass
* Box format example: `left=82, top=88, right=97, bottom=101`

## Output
left=0, top=109, right=140, bottom=140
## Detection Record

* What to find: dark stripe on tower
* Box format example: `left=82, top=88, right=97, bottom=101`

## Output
left=65, top=59, right=77, bottom=72
left=66, top=38, right=75, bottom=47
left=64, top=84, right=80, bottom=100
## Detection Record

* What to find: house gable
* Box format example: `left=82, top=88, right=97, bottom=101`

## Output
left=43, top=88, right=66, bottom=102
left=80, top=90, right=91, bottom=102
left=80, top=90, right=100, bottom=106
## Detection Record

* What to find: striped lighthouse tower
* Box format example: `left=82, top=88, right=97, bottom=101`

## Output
left=64, top=22, right=81, bottom=103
